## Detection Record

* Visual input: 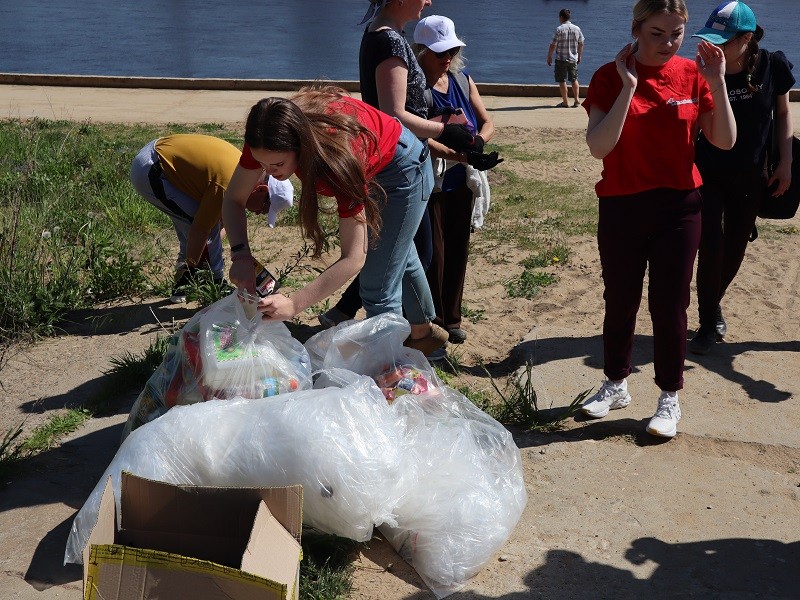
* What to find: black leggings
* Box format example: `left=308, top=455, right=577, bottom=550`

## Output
left=695, top=169, right=762, bottom=328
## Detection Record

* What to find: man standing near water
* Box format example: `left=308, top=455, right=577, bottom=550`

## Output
left=546, top=8, right=584, bottom=107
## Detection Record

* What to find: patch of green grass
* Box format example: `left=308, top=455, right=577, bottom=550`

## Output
left=483, top=171, right=597, bottom=244
left=300, top=532, right=360, bottom=600
left=22, top=408, right=91, bottom=453
left=457, top=384, right=495, bottom=411
left=488, top=143, right=553, bottom=162
left=106, top=336, right=171, bottom=385
left=505, top=269, right=557, bottom=299
left=300, top=557, right=353, bottom=600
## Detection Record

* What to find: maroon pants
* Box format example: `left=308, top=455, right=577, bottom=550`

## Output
left=598, top=188, right=702, bottom=392
left=427, top=184, right=474, bottom=330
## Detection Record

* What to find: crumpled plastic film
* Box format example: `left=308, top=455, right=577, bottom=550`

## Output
left=65, top=373, right=407, bottom=565
left=305, top=314, right=528, bottom=598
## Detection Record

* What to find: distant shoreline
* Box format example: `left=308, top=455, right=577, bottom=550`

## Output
left=2, top=73, right=798, bottom=102
left=0, top=73, right=577, bottom=98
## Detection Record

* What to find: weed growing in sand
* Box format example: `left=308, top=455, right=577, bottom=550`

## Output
left=0, top=423, right=26, bottom=479
left=505, top=269, right=557, bottom=299
left=461, top=305, right=486, bottom=324
left=521, top=242, right=571, bottom=268
left=481, top=361, right=590, bottom=431
left=106, top=336, right=171, bottom=387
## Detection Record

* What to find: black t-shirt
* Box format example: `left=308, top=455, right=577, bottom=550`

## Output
left=696, top=49, right=795, bottom=176
left=358, top=28, right=428, bottom=120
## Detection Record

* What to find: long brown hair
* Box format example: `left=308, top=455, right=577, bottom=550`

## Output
left=244, top=85, right=384, bottom=258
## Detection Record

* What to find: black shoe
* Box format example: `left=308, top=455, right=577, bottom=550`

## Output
left=689, top=327, right=717, bottom=355
left=715, top=305, right=727, bottom=338
left=447, top=327, right=467, bottom=344
left=170, top=268, right=194, bottom=304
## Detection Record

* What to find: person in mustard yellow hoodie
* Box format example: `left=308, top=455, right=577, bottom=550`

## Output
left=130, top=134, right=293, bottom=302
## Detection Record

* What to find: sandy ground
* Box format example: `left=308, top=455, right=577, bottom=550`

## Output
left=1, top=86, right=799, bottom=599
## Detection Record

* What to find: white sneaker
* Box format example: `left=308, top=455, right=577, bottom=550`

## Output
left=646, top=391, right=682, bottom=438
left=581, top=379, right=632, bottom=418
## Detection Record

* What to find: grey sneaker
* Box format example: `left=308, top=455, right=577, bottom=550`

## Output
left=581, top=379, right=632, bottom=418
left=646, top=391, right=682, bottom=438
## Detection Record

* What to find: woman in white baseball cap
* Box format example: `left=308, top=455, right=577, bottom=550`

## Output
left=412, top=15, right=501, bottom=345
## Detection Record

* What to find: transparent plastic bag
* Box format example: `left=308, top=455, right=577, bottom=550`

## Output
left=65, top=373, right=407, bottom=565
left=381, top=385, right=527, bottom=598
left=121, top=292, right=312, bottom=440
left=305, top=314, right=527, bottom=598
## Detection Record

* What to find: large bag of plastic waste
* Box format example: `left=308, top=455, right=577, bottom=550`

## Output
left=65, top=370, right=407, bottom=565
left=305, top=315, right=528, bottom=598
left=121, top=292, right=312, bottom=440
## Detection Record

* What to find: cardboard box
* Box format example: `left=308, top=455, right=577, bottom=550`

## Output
left=82, top=472, right=303, bottom=600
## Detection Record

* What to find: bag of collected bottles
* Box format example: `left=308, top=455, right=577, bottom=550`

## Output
left=121, top=291, right=312, bottom=440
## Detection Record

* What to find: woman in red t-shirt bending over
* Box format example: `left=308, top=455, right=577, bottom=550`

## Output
left=580, top=0, right=735, bottom=438
left=223, top=86, right=448, bottom=354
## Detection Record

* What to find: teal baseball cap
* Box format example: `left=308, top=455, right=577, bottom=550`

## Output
left=693, top=1, right=757, bottom=45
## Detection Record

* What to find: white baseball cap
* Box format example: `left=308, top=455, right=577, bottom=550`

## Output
left=266, top=176, right=293, bottom=227
left=413, top=16, right=466, bottom=53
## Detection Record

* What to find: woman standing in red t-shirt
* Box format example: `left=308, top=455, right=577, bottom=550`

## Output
left=579, top=0, right=736, bottom=438
left=222, top=86, right=449, bottom=354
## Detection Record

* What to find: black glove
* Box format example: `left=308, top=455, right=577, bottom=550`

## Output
left=436, top=123, right=477, bottom=153
left=466, top=151, right=504, bottom=171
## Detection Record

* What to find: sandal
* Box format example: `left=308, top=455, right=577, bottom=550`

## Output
left=556, top=101, right=569, bottom=108
left=404, top=324, right=449, bottom=356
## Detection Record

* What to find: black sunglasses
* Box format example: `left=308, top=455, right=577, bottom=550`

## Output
left=433, top=47, right=460, bottom=59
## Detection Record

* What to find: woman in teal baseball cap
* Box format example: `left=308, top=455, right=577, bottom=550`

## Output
left=690, top=1, right=795, bottom=355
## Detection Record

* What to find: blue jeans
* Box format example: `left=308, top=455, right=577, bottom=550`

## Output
left=360, top=126, right=435, bottom=324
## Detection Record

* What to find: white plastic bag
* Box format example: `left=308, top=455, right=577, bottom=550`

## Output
left=305, top=314, right=528, bottom=598
left=65, top=373, right=406, bottom=565
left=122, top=292, right=312, bottom=440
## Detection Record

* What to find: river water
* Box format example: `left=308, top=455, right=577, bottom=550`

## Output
left=0, top=0, right=795, bottom=84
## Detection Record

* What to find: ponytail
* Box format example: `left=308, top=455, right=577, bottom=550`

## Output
left=744, top=25, right=764, bottom=93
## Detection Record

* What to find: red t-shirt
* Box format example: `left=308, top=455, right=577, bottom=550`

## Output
left=583, top=56, right=714, bottom=197
left=240, top=96, right=402, bottom=218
